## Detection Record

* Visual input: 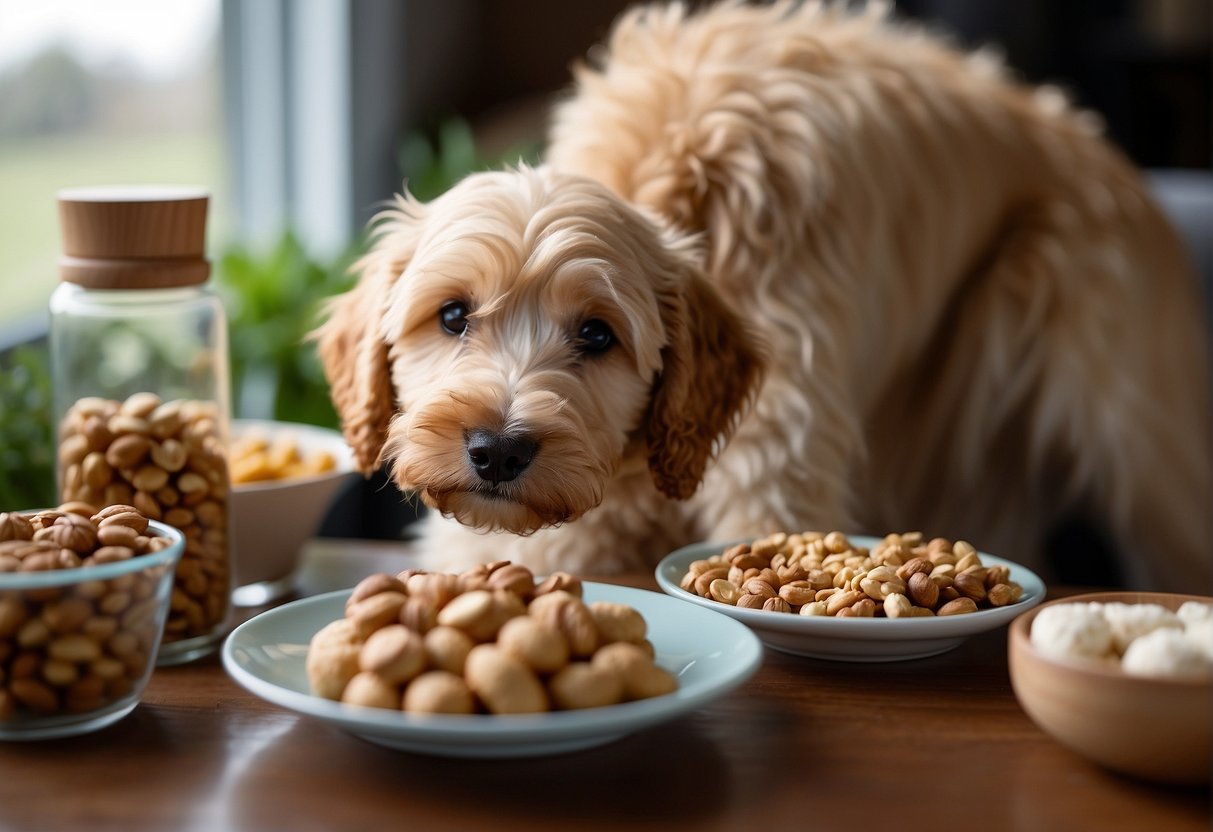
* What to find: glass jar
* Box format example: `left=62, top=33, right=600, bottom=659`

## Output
left=49, top=186, right=232, bottom=665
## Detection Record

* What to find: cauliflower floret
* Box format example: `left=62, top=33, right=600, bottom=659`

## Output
left=1031, top=603, right=1113, bottom=661
left=1176, top=601, right=1213, bottom=627
left=1100, top=602, right=1182, bottom=655
left=1121, top=628, right=1213, bottom=680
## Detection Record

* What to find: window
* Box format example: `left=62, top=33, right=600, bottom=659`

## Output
left=0, top=0, right=225, bottom=341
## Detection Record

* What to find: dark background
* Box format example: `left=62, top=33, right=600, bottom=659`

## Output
left=397, top=0, right=1210, bottom=170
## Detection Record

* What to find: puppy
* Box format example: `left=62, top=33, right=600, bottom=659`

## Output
left=317, top=1, right=1211, bottom=590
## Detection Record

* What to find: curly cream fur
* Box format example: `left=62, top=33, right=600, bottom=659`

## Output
left=319, top=1, right=1211, bottom=589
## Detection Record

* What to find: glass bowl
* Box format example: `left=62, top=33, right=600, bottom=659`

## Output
left=0, top=518, right=184, bottom=740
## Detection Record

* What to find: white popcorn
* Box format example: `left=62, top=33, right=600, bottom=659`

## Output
left=1030, top=603, right=1113, bottom=661
left=1121, top=628, right=1213, bottom=680
left=1182, top=618, right=1213, bottom=660
left=1177, top=601, right=1213, bottom=627
left=1100, top=602, right=1182, bottom=654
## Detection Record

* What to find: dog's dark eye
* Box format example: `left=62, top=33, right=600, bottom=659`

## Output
left=439, top=301, right=469, bottom=336
left=577, top=319, right=614, bottom=354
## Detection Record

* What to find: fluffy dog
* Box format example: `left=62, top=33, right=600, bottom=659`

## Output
left=317, top=1, right=1211, bottom=590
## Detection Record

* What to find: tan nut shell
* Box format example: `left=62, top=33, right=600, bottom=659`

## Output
left=587, top=601, right=646, bottom=645
left=422, top=626, right=475, bottom=676
left=464, top=644, right=547, bottom=714
left=359, top=624, right=426, bottom=685
left=496, top=615, right=569, bottom=673
left=348, top=591, right=408, bottom=638
left=591, top=642, right=677, bottom=700
left=548, top=662, right=624, bottom=710
left=307, top=618, right=363, bottom=700
left=341, top=671, right=399, bottom=710
left=402, top=671, right=475, bottom=714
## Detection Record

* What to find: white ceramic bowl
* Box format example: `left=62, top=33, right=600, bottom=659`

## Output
left=229, top=420, right=357, bottom=605
left=223, top=582, right=763, bottom=758
left=1008, top=591, right=1212, bottom=786
left=655, top=537, right=1046, bottom=661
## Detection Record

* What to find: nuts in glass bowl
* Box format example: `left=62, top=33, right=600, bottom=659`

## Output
left=0, top=502, right=184, bottom=739
left=307, top=562, right=678, bottom=714
left=677, top=530, right=1026, bottom=618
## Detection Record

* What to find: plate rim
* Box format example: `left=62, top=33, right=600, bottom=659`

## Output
left=654, top=536, right=1046, bottom=640
left=222, top=582, right=764, bottom=747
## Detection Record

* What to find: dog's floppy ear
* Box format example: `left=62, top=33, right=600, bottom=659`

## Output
left=314, top=202, right=422, bottom=474
left=646, top=273, right=765, bottom=499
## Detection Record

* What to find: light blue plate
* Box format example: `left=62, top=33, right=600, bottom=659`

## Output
left=656, top=537, right=1046, bottom=662
left=222, top=583, right=763, bottom=758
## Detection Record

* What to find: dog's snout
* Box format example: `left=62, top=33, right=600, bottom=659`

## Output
left=466, top=429, right=537, bottom=484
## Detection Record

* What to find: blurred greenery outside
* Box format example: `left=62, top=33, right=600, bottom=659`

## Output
left=0, top=112, right=540, bottom=511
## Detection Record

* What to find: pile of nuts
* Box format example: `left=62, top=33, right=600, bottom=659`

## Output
left=57, top=393, right=230, bottom=643
left=679, top=531, right=1025, bottom=617
left=308, top=562, right=678, bottom=714
left=0, top=503, right=175, bottom=720
left=230, top=432, right=337, bottom=485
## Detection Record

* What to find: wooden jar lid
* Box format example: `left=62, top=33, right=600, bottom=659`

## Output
left=57, top=186, right=211, bottom=289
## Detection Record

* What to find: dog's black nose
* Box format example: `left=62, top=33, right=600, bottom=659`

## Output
left=466, top=429, right=536, bottom=484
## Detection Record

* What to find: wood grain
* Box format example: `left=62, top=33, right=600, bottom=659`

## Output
left=0, top=581, right=1207, bottom=832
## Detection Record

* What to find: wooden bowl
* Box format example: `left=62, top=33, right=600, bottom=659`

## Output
left=1008, top=592, right=1212, bottom=786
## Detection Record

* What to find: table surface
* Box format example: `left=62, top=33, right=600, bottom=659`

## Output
left=1, top=539, right=1209, bottom=832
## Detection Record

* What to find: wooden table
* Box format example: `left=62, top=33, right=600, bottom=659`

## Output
left=1, top=542, right=1208, bottom=832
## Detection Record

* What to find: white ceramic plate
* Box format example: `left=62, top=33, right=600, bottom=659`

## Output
left=655, top=538, right=1046, bottom=662
left=222, top=583, right=763, bottom=758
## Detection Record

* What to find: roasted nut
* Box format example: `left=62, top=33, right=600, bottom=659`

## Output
left=423, top=625, right=475, bottom=675
left=105, top=435, right=151, bottom=470
left=402, top=671, right=475, bottom=714
left=346, top=573, right=407, bottom=611
left=341, top=671, right=399, bottom=710
left=735, top=593, right=766, bottom=610
left=591, top=642, right=677, bottom=700
left=359, top=624, right=426, bottom=685
left=742, top=579, right=777, bottom=599
left=709, top=578, right=741, bottom=605
left=528, top=592, right=599, bottom=657
left=549, top=662, right=624, bottom=710
left=778, top=581, right=815, bottom=606
left=348, top=591, right=408, bottom=639
left=826, top=589, right=863, bottom=616
left=799, top=600, right=828, bottom=616
left=486, top=563, right=535, bottom=598
left=693, top=567, right=729, bottom=597
left=851, top=598, right=877, bottom=617
left=883, top=592, right=914, bottom=618
left=464, top=644, right=548, bottom=714
left=96, top=510, right=149, bottom=534
left=436, top=590, right=507, bottom=641
left=907, top=572, right=940, bottom=609
left=0, top=512, right=34, bottom=542
left=307, top=618, right=364, bottom=700
left=953, top=572, right=988, bottom=602
left=399, top=596, right=439, bottom=634
left=938, top=597, right=979, bottom=616
left=406, top=572, right=461, bottom=609
left=496, top=616, right=569, bottom=673
left=532, top=572, right=582, bottom=598
left=588, top=601, right=646, bottom=645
